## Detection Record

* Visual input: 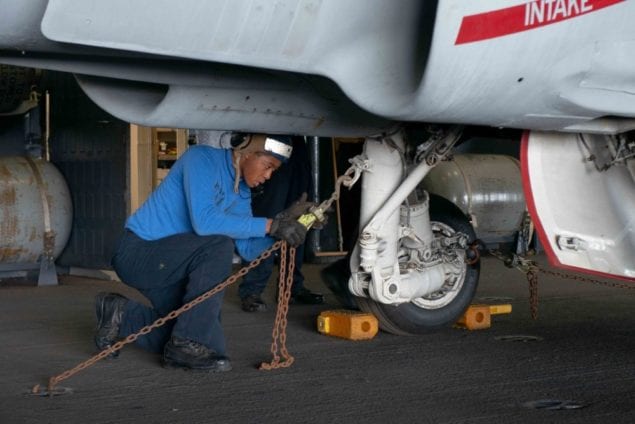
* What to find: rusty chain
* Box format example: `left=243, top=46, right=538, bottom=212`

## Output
left=535, top=266, right=635, bottom=290
left=316, top=156, right=365, bottom=214
left=36, top=239, right=291, bottom=395
left=529, top=263, right=635, bottom=320
left=32, top=160, right=366, bottom=394
left=257, top=158, right=366, bottom=370
left=258, top=158, right=366, bottom=370
left=527, top=269, right=539, bottom=320
left=260, top=243, right=296, bottom=370
left=488, top=248, right=635, bottom=321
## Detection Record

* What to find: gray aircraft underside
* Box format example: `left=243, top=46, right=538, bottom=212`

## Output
left=2, top=0, right=635, bottom=136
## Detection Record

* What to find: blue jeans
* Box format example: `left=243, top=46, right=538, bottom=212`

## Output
left=111, top=230, right=233, bottom=355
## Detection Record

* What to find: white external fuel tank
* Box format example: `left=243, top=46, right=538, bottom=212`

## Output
left=420, top=154, right=525, bottom=245
left=0, top=156, right=72, bottom=267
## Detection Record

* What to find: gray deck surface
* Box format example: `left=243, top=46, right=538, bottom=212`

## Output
left=1, top=255, right=634, bottom=424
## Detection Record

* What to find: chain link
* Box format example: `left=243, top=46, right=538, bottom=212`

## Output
left=536, top=267, right=635, bottom=290
left=488, top=248, right=635, bottom=321
left=527, top=269, right=539, bottom=320
left=38, top=240, right=284, bottom=395
left=257, top=159, right=367, bottom=370
left=316, top=156, right=366, bottom=213
left=260, top=243, right=296, bottom=370
left=258, top=157, right=368, bottom=370
left=36, top=160, right=368, bottom=394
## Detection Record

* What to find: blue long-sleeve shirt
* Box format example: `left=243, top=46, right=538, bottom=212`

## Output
left=126, top=145, right=274, bottom=261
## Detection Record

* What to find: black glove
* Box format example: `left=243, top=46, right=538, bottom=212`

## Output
left=269, top=193, right=315, bottom=245
left=270, top=216, right=308, bottom=246
left=277, top=193, right=314, bottom=220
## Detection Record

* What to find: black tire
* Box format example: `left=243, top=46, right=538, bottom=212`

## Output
left=356, top=196, right=480, bottom=335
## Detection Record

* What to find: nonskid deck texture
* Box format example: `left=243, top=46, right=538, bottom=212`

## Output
left=1, top=256, right=634, bottom=424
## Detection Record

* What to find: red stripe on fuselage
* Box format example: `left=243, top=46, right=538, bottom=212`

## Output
left=455, top=0, right=624, bottom=45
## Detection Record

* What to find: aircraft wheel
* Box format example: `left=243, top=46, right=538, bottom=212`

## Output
left=356, top=197, right=480, bottom=335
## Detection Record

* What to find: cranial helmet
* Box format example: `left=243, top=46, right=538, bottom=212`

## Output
left=262, top=135, right=293, bottom=162
left=231, top=133, right=294, bottom=192
left=233, top=133, right=293, bottom=163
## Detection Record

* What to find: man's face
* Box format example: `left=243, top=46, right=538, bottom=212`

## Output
left=241, top=153, right=282, bottom=188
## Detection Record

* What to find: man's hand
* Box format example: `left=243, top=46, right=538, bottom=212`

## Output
left=269, top=216, right=308, bottom=246
left=277, top=193, right=315, bottom=221
left=268, top=193, right=319, bottom=245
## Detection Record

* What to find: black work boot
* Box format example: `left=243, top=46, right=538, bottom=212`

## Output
left=290, top=287, right=324, bottom=305
left=94, top=292, right=129, bottom=358
left=241, top=294, right=267, bottom=312
left=163, top=336, right=232, bottom=372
